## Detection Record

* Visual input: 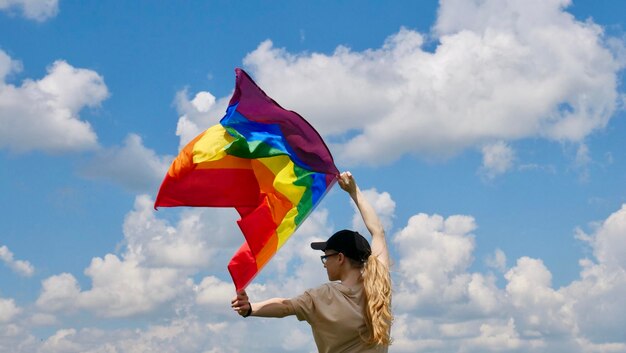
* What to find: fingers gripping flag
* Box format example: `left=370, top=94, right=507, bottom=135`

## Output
left=155, top=69, right=339, bottom=290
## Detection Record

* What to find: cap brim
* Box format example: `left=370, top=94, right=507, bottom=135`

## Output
left=310, top=241, right=327, bottom=251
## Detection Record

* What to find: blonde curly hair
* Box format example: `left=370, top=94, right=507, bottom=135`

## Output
left=351, top=255, right=393, bottom=345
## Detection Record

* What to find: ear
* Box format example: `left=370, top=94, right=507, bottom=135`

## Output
left=337, top=253, right=346, bottom=264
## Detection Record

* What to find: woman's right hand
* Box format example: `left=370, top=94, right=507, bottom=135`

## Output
left=231, top=290, right=251, bottom=317
left=338, top=171, right=357, bottom=195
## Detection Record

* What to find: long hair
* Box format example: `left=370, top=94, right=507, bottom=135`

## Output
left=352, top=255, right=393, bottom=345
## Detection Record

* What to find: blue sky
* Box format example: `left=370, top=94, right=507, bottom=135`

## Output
left=1, top=0, right=625, bottom=352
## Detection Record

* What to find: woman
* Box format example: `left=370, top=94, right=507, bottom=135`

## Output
left=231, top=171, right=393, bottom=353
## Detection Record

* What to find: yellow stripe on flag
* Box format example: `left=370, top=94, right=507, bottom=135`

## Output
left=258, top=155, right=305, bottom=247
left=192, top=124, right=234, bottom=164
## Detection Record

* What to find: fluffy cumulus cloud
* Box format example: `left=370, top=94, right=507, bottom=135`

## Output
left=0, top=244, right=34, bottom=276
left=36, top=261, right=178, bottom=319
left=480, top=141, right=515, bottom=179
left=392, top=212, right=505, bottom=318
left=29, top=185, right=349, bottom=351
left=579, top=204, right=626, bottom=269
left=459, top=318, right=527, bottom=353
left=80, top=255, right=191, bottom=317
left=36, top=195, right=244, bottom=318
left=81, top=134, right=172, bottom=193
left=0, top=0, right=58, bottom=21
left=5, top=186, right=626, bottom=352
left=27, top=316, right=316, bottom=353
left=389, top=205, right=626, bottom=352
left=166, top=3, right=623, bottom=294
left=27, top=204, right=337, bottom=353
left=505, top=257, right=575, bottom=337
left=174, top=89, right=231, bottom=149
left=194, top=276, right=235, bottom=309
left=123, top=195, right=242, bottom=269
left=564, top=205, right=626, bottom=346
left=485, top=248, right=507, bottom=273
left=36, top=273, right=81, bottom=312
left=172, top=0, right=624, bottom=167
left=0, top=51, right=108, bottom=153
left=29, top=196, right=334, bottom=352
left=0, top=297, right=21, bottom=323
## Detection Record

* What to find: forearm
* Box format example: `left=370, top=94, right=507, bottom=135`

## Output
left=250, top=298, right=295, bottom=318
left=351, top=186, right=390, bottom=267
left=350, top=186, right=385, bottom=238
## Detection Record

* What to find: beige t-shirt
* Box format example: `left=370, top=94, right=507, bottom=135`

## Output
left=289, top=282, right=388, bottom=353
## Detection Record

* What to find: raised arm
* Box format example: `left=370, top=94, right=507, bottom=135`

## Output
left=338, top=171, right=389, bottom=268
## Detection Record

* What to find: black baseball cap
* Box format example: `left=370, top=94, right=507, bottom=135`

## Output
left=311, top=229, right=372, bottom=262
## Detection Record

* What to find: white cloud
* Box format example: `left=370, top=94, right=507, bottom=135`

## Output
left=79, top=254, right=191, bottom=318
left=391, top=212, right=511, bottom=331
left=28, top=313, right=57, bottom=326
left=0, top=0, right=58, bottom=21
left=395, top=204, right=626, bottom=352
left=563, top=204, right=626, bottom=343
left=81, top=134, right=172, bottom=193
left=0, top=50, right=22, bottom=81
left=0, top=244, right=34, bottom=276
left=582, top=203, right=626, bottom=269
left=391, top=315, right=445, bottom=352
left=194, top=276, right=234, bottom=309
left=203, top=0, right=623, bottom=167
left=174, top=89, right=230, bottom=149
left=9, top=315, right=312, bottom=353
left=39, top=328, right=82, bottom=353
left=480, top=141, right=515, bottom=179
left=434, top=0, right=570, bottom=35
left=0, top=323, right=38, bottom=353
left=460, top=318, right=525, bottom=352
left=0, top=53, right=108, bottom=153
left=573, top=143, right=592, bottom=182
left=37, top=257, right=191, bottom=318
left=281, top=327, right=313, bottom=351
left=124, top=195, right=241, bottom=269
left=386, top=203, right=626, bottom=350
left=485, top=248, right=507, bottom=273
left=16, top=199, right=626, bottom=352
left=393, top=213, right=478, bottom=310
left=575, top=338, right=626, bottom=353
left=505, top=257, right=575, bottom=337
left=0, top=297, right=20, bottom=323
left=36, top=194, right=244, bottom=318
left=36, top=273, right=81, bottom=312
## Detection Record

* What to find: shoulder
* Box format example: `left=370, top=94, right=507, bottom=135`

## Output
left=305, top=282, right=338, bottom=297
left=289, top=283, right=339, bottom=321
left=296, top=282, right=346, bottom=304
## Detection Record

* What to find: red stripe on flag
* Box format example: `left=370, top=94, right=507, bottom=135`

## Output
left=155, top=169, right=260, bottom=208
left=227, top=242, right=258, bottom=291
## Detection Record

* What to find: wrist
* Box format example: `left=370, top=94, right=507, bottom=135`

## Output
left=243, top=305, right=253, bottom=318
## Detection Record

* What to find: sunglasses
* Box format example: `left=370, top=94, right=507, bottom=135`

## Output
left=320, top=253, right=340, bottom=264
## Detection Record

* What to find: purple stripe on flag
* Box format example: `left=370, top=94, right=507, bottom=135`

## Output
left=229, top=68, right=339, bottom=176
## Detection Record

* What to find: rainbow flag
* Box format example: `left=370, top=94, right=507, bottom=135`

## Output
left=155, top=68, right=339, bottom=290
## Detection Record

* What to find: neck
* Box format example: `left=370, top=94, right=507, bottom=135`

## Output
left=340, top=267, right=362, bottom=286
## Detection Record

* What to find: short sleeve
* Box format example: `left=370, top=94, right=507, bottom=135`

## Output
left=289, top=284, right=332, bottom=322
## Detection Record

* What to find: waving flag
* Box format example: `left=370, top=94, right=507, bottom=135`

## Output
left=155, top=68, right=339, bottom=290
